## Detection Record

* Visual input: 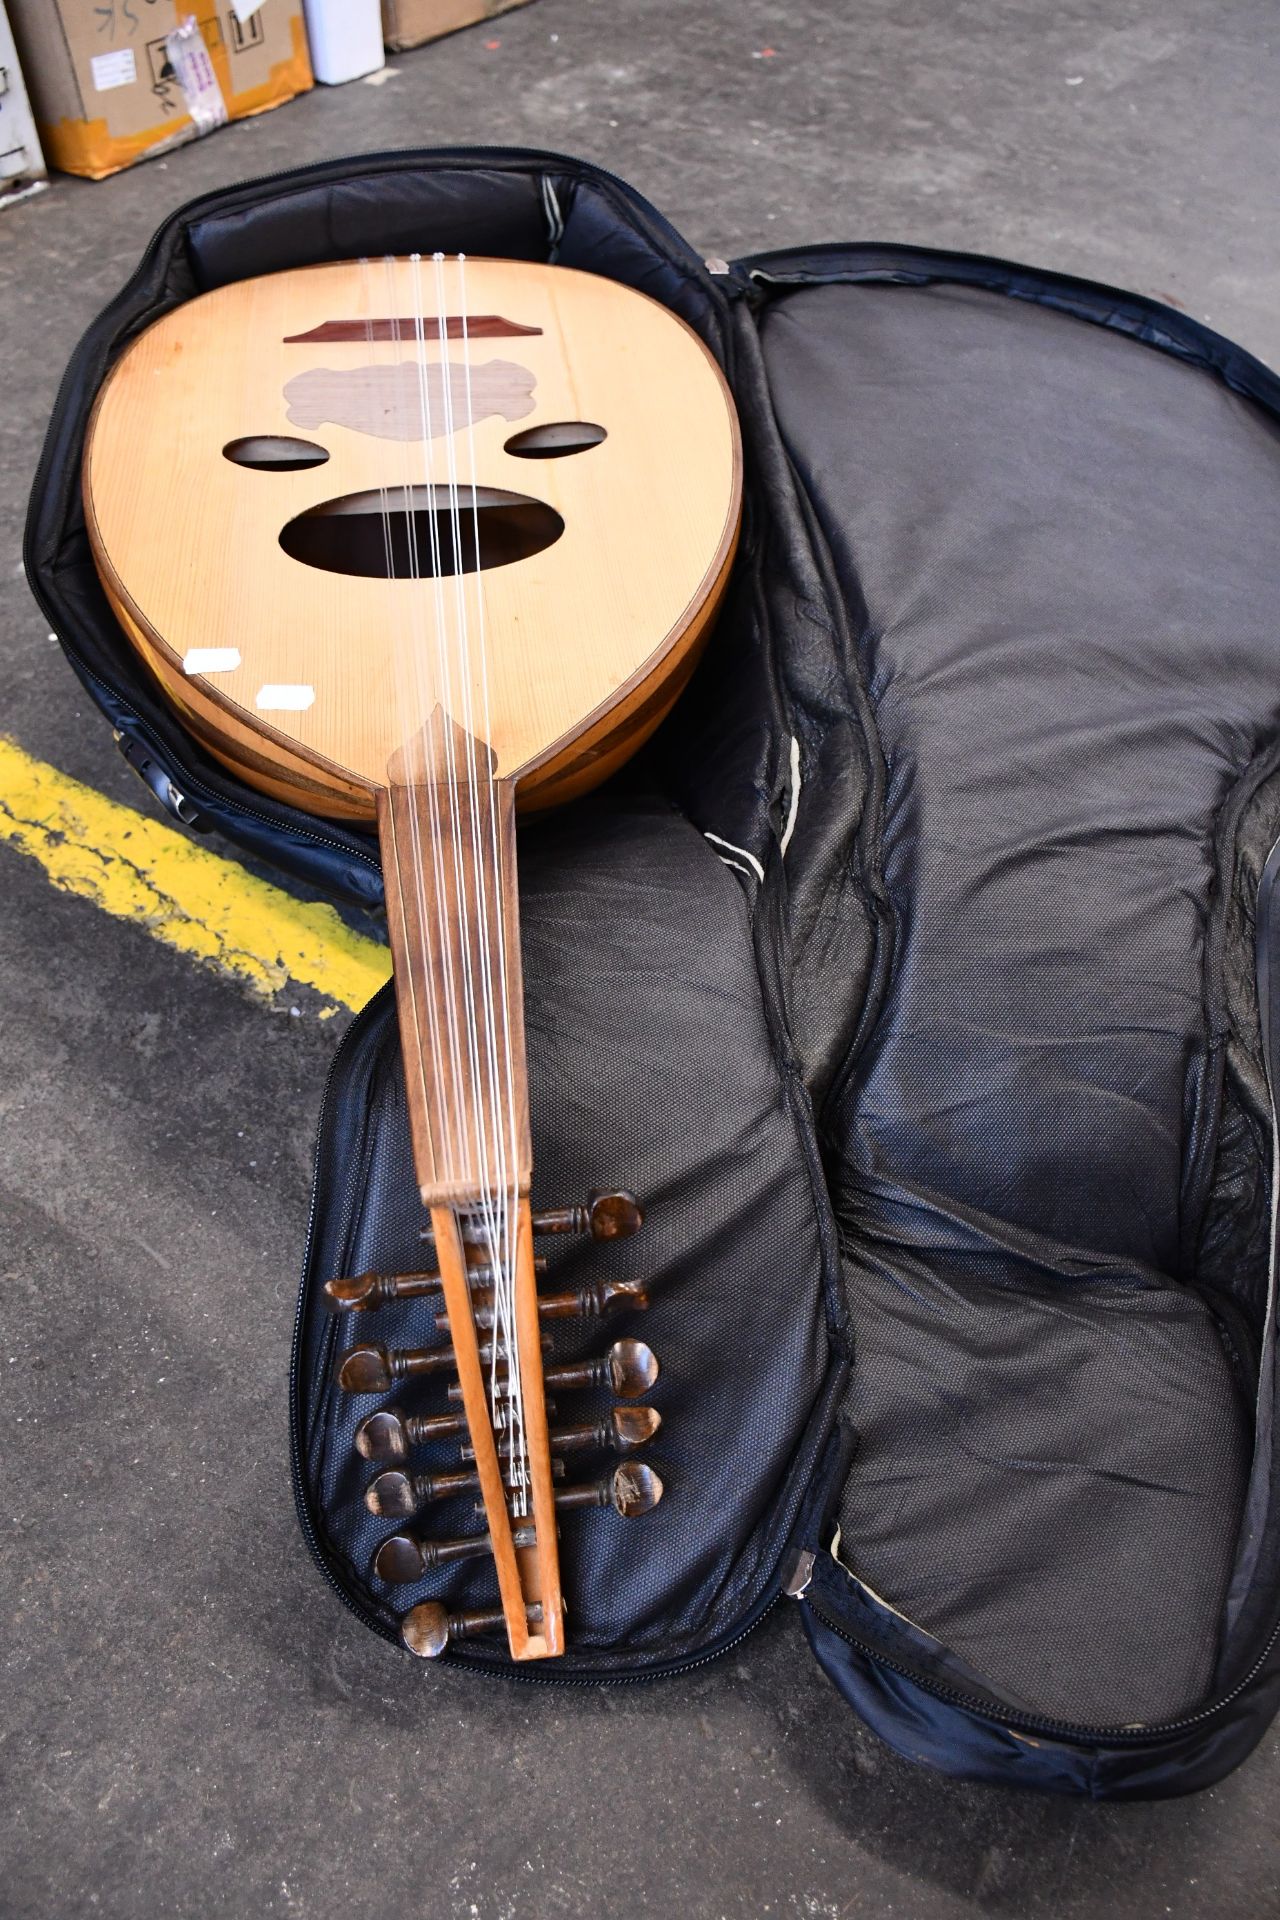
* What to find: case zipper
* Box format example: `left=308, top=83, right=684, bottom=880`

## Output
left=793, top=1576, right=1280, bottom=1746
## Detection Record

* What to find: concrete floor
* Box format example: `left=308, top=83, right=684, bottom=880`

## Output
left=3, top=2, right=1280, bottom=1915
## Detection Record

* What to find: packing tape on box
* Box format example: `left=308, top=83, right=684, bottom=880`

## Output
left=165, top=16, right=228, bottom=137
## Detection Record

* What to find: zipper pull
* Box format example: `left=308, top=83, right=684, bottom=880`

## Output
left=782, top=1547, right=815, bottom=1598
left=114, top=729, right=208, bottom=831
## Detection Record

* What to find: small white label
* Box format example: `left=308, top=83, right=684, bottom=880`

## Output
left=256, top=684, right=315, bottom=711
left=230, top=0, right=267, bottom=20
left=183, top=648, right=241, bottom=675
left=90, top=49, right=137, bottom=93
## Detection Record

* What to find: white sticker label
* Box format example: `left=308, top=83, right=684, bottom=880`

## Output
left=183, top=648, right=241, bottom=675
left=165, top=18, right=228, bottom=136
left=256, top=685, right=315, bottom=711
left=90, top=49, right=138, bottom=93
left=230, top=0, right=267, bottom=21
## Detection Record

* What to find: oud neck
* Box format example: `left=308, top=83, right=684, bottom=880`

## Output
left=377, top=714, right=531, bottom=1211
left=376, top=718, right=562, bottom=1661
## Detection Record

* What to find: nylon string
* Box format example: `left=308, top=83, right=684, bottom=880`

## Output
left=368, top=253, right=529, bottom=1511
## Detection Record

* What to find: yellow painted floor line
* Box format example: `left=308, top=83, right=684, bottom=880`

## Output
left=0, top=735, right=391, bottom=1015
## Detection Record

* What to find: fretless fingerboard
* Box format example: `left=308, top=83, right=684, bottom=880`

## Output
left=378, top=716, right=531, bottom=1210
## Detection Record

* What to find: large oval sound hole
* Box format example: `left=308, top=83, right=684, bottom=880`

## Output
left=279, top=485, right=564, bottom=580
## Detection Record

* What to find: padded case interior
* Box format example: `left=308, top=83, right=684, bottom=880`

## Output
left=758, top=277, right=1280, bottom=1726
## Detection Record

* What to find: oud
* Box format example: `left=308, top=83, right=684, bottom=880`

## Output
left=83, top=254, right=741, bottom=1660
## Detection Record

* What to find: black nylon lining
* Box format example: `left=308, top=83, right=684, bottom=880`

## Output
left=761, top=279, right=1280, bottom=1724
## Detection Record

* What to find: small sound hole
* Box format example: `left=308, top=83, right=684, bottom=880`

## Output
left=224, top=435, right=330, bottom=472
left=279, top=485, right=564, bottom=580
left=504, top=421, right=607, bottom=459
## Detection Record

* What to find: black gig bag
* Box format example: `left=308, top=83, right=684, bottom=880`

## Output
left=26, top=148, right=1280, bottom=1800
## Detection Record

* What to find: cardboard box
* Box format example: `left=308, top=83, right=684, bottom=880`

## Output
left=381, top=0, right=533, bottom=55
left=7, top=1, right=312, bottom=181
left=0, top=0, right=47, bottom=206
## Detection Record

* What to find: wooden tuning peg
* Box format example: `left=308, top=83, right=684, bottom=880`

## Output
left=446, top=1337, right=659, bottom=1405
left=354, top=1401, right=558, bottom=1462
left=324, top=1268, right=442, bottom=1311
left=367, top=1457, right=565, bottom=1519
left=383, top=1466, right=667, bottom=1589
left=372, top=1530, right=501, bottom=1583
left=354, top=1407, right=465, bottom=1460
left=435, top=1276, right=649, bottom=1335
left=368, top=1465, right=479, bottom=1517
left=466, top=1462, right=663, bottom=1522
left=337, top=1340, right=448, bottom=1393
left=532, top=1190, right=645, bottom=1240
left=558, top=1462, right=664, bottom=1517
left=460, top=1405, right=661, bottom=1462
left=419, top=1190, right=642, bottom=1252
left=337, top=1333, right=549, bottom=1394
left=325, top=1253, right=547, bottom=1311
left=376, top=1521, right=536, bottom=1584
left=381, top=1466, right=662, bottom=1587
left=401, top=1599, right=542, bottom=1659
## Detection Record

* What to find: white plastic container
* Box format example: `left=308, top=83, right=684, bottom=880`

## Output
left=301, top=0, right=385, bottom=85
left=0, top=0, right=47, bottom=207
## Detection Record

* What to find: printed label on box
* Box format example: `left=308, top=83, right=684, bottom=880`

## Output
left=90, top=49, right=138, bottom=94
